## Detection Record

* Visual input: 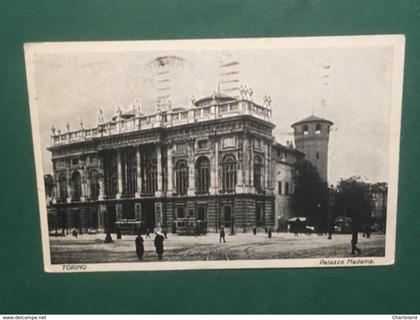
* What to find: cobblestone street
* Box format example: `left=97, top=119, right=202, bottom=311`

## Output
left=50, top=232, right=385, bottom=264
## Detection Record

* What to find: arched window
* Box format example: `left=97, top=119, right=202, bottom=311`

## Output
left=223, top=206, right=232, bottom=227
left=90, top=170, right=99, bottom=200
left=222, top=155, right=237, bottom=192
left=59, top=173, right=67, bottom=200
left=303, top=124, right=309, bottom=135
left=196, top=156, right=210, bottom=193
left=104, top=152, right=118, bottom=199
left=175, top=160, right=188, bottom=195
left=144, top=158, right=157, bottom=195
left=71, top=171, right=81, bottom=201
left=122, top=148, right=137, bottom=196
left=315, top=123, right=321, bottom=134
left=253, top=155, right=263, bottom=192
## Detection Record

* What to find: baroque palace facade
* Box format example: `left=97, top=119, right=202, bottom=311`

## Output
left=46, top=93, right=331, bottom=235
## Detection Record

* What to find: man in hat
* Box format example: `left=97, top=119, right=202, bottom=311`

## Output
left=154, top=231, right=165, bottom=260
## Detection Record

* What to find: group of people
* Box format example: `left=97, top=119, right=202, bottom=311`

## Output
left=135, top=230, right=165, bottom=260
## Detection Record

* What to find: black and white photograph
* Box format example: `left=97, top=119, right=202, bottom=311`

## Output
left=24, top=35, right=404, bottom=272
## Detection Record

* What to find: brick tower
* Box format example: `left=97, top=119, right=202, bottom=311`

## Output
left=291, top=115, right=333, bottom=182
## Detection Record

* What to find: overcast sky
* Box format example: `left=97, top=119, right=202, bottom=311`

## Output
left=31, top=42, right=394, bottom=185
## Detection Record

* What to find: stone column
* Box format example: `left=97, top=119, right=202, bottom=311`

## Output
left=264, top=142, right=269, bottom=192
left=167, top=146, right=173, bottom=195
left=249, top=139, right=255, bottom=193
left=66, top=164, right=72, bottom=203
left=155, top=144, right=163, bottom=197
left=210, top=139, right=219, bottom=194
left=236, top=138, right=244, bottom=193
left=98, top=154, right=106, bottom=201
left=53, top=175, right=59, bottom=204
left=116, top=149, right=123, bottom=199
left=80, top=170, right=87, bottom=202
left=187, top=143, right=195, bottom=196
left=242, top=137, right=250, bottom=192
left=85, top=172, right=91, bottom=201
left=135, top=146, right=142, bottom=198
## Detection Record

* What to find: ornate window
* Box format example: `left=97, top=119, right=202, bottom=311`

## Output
left=197, top=139, right=208, bottom=150
left=175, top=160, right=188, bottom=195
left=196, top=156, right=210, bottom=194
left=223, top=137, right=235, bottom=149
left=90, top=170, right=99, bottom=200
left=176, top=143, right=187, bottom=154
left=144, top=159, right=157, bottom=195
left=254, top=155, right=263, bottom=192
left=59, top=173, right=67, bottom=200
left=222, top=155, right=237, bottom=192
left=121, top=148, right=137, bottom=197
left=104, top=152, right=118, bottom=199
left=71, top=171, right=81, bottom=201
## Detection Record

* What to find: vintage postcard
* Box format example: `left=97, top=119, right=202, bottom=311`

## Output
left=24, top=35, right=405, bottom=272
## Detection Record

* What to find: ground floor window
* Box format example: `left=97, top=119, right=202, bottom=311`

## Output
left=222, top=206, right=232, bottom=227
left=197, top=206, right=206, bottom=221
left=176, top=207, right=185, bottom=219
left=256, top=205, right=263, bottom=226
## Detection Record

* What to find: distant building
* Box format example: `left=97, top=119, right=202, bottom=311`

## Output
left=370, top=182, right=388, bottom=233
left=272, top=142, right=304, bottom=229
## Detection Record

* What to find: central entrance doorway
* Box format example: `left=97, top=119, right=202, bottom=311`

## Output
left=141, top=199, right=155, bottom=233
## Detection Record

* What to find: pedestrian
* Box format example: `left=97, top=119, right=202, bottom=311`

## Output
left=195, top=223, right=200, bottom=237
left=365, top=224, right=371, bottom=239
left=252, top=225, right=257, bottom=235
left=163, top=227, right=168, bottom=239
left=145, top=228, right=151, bottom=239
left=351, top=224, right=362, bottom=255
left=72, top=228, right=78, bottom=238
left=294, top=218, right=300, bottom=237
left=219, top=226, right=226, bottom=243
left=264, top=226, right=268, bottom=234
left=135, top=234, right=144, bottom=260
left=154, top=231, right=165, bottom=259
left=268, top=227, right=272, bottom=239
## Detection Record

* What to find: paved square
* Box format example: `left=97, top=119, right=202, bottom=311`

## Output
left=50, top=232, right=385, bottom=264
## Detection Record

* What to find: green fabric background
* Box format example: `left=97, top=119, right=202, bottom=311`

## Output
left=0, top=0, right=419, bottom=314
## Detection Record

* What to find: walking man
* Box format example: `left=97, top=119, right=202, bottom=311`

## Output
left=145, top=228, right=151, bottom=239
left=351, top=223, right=362, bottom=255
left=252, top=225, right=257, bottom=235
left=154, top=231, right=165, bottom=259
left=219, top=226, right=226, bottom=243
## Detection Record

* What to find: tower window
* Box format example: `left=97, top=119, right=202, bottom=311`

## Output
left=303, top=125, right=309, bottom=135
left=278, top=181, right=282, bottom=195
left=315, top=123, right=321, bottom=134
left=285, top=182, right=289, bottom=195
